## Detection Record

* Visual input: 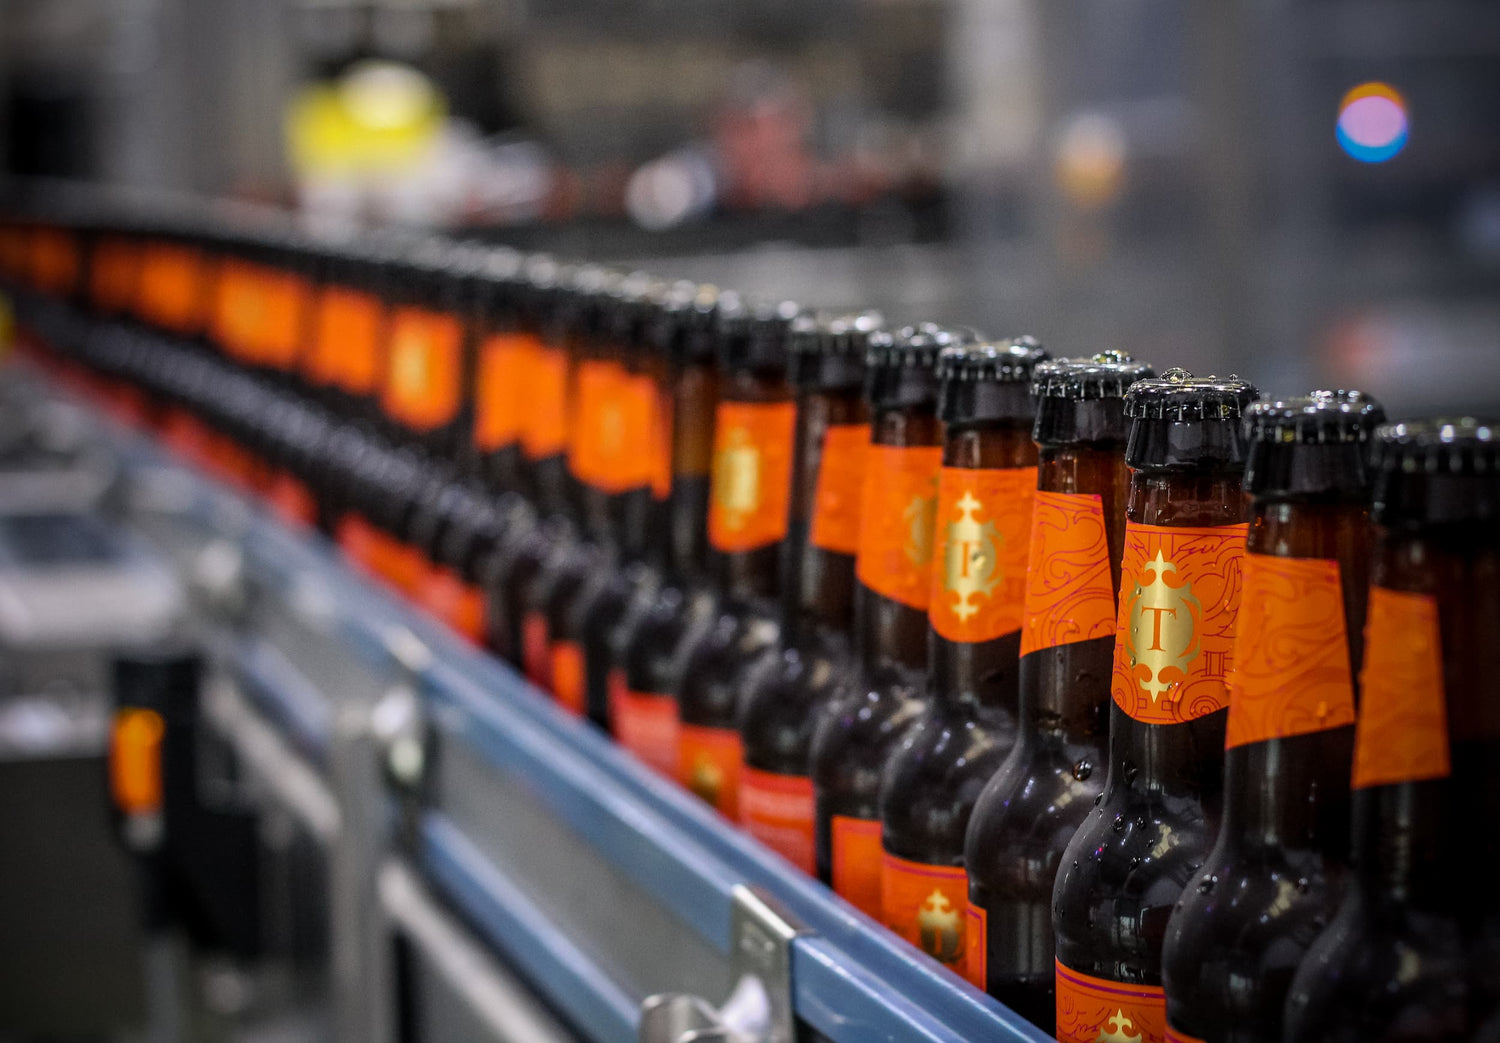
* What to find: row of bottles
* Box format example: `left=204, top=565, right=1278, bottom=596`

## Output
left=3, top=200, right=1498, bottom=1042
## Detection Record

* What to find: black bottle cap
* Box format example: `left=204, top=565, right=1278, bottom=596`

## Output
left=937, top=335, right=1049, bottom=424
left=654, top=281, right=720, bottom=363
left=1032, top=352, right=1154, bottom=445
left=611, top=271, right=666, bottom=349
left=1372, top=418, right=1500, bottom=527
left=1243, top=391, right=1387, bottom=498
left=789, top=310, right=881, bottom=392
left=1123, top=368, right=1259, bottom=470
left=865, top=323, right=966, bottom=411
left=716, top=291, right=799, bottom=375
left=562, top=264, right=623, bottom=344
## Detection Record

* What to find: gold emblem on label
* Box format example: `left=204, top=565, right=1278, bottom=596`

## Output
left=1123, top=549, right=1202, bottom=702
left=902, top=482, right=938, bottom=567
left=713, top=427, right=760, bottom=531
left=915, top=889, right=962, bottom=965
left=942, top=490, right=1001, bottom=621
left=688, top=755, right=723, bottom=805
left=392, top=327, right=431, bottom=399
left=1095, top=1010, right=1143, bottom=1043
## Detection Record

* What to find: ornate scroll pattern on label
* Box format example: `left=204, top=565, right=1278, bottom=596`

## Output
left=1020, top=490, right=1118, bottom=656
left=708, top=401, right=797, bottom=553
left=930, top=466, right=1036, bottom=642
left=678, top=724, right=744, bottom=819
left=1225, top=554, right=1357, bottom=748
left=831, top=816, right=884, bottom=920
left=1352, top=587, right=1449, bottom=789
left=1111, top=522, right=1248, bottom=724
left=1055, top=961, right=1166, bottom=1043
left=740, top=768, right=816, bottom=874
left=809, top=424, right=870, bottom=555
left=856, top=444, right=943, bottom=609
left=881, top=853, right=974, bottom=983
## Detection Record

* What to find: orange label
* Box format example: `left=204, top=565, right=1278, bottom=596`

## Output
left=571, top=363, right=656, bottom=493
left=708, top=400, right=797, bottom=553
left=141, top=244, right=203, bottom=333
left=610, top=677, right=681, bottom=779
left=1225, top=554, right=1358, bottom=749
left=930, top=466, right=1036, bottom=642
left=522, top=612, right=551, bottom=688
left=1111, top=522, right=1248, bottom=724
left=1020, top=490, right=1118, bottom=656
left=1352, top=587, right=1448, bottom=789
left=856, top=444, right=943, bottom=609
left=1165, top=1028, right=1207, bottom=1043
left=337, top=515, right=379, bottom=576
left=475, top=333, right=531, bottom=451
left=649, top=383, right=673, bottom=501
left=1056, top=961, right=1167, bottom=1043
left=810, top=424, right=870, bottom=555
left=384, top=308, right=464, bottom=431
left=110, top=708, right=164, bottom=815
left=310, top=287, right=383, bottom=394
left=832, top=815, right=885, bottom=920
left=740, top=768, right=816, bottom=874
left=679, top=723, right=743, bottom=819
left=267, top=472, right=317, bottom=530
left=881, top=852, right=974, bottom=983
left=522, top=345, right=569, bottom=460
left=261, top=271, right=309, bottom=371
left=965, top=902, right=988, bottom=989
left=551, top=641, right=586, bottom=717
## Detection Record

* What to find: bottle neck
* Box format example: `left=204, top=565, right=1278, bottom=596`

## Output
left=1353, top=520, right=1500, bottom=909
left=781, top=384, right=866, bottom=642
left=930, top=419, right=1036, bottom=712
left=855, top=403, right=942, bottom=675
left=520, top=329, right=572, bottom=519
left=1220, top=496, right=1370, bottom=850
left=1023, top=440, right=1130, bottom=735
left=667, top=360, right=718, bottom=581
left=713, top=369, right=794, bottom=606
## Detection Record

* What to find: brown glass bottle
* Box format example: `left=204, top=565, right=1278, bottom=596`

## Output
left=877, top=337, right=1047, bottom=984
left=609, top=284, right=721, bottom=778
left=1051, top=369, right=1258, bottom=1043
left=673, top=294, right=800, bottom=819
left=963, top=352, right=1151, bottom=1030
left=1160, top=391, right=1384, bottom=1043
left=808, top=324, right=955, bottom=920
left=736, top=311, right=877, bottom=874
left=1284, top=418, right=1500, bottom=1043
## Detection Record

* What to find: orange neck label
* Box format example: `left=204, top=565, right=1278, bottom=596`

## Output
left=521, top=345, right=569, bottom=460
left=1020, top=490, right=1118, bottom=656
left=1056, top=961, right=1167, bottom=1043
left=550, top=641, right=586, bottom=717
left=855, top=444, right=943, bottom=610
left=881, top=852, right=977, bottom=985
left=809, top=424, right=870, bottom=555
left=740, top=768, right=816, bottom=874
left=141, top=245, right=202, bottom=333
left=1352, top=587, right=1448, bottom=789
left=610, top=676, right=681, bottom=779
left=1225, top=554, right=1357, bottom=749
left=1111, top=521, right=1248, bottom=724
left=679, top=723, right=744, bottom=819
left=571, top=367, right=655, bottom=494
left=831, top=815, right=884, bottom=920
left=260, top=272, right=309, bottom=372
left=384, top=308, right=464, bottom=431
left=310, top=288, right=383, bottom=395
left=110, top=708, right=164, bottom=815
left=475, top=332, right=532, bottom=451
left=708, top=400, right=797, bottom=553
left=930, top=465, right=1037, bottom=643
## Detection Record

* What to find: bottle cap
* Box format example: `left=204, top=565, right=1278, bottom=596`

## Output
left=1124, top=367, right=1258, bottom=421
left=1243, top=391, right=1387, bottom=498
left=716, top=291, right=800, bottom=375
left=1373, top=417, right=1500, bottom=526
left=1124, top=368, right=1259, bottom=470
left=789, top=310, right=881, bottom=391
left=1243, top=389, right=1386, bottom=445
left=865, top=323, right=965, bottom=411
left=653, top=281, right=720, bottom=363
left=937, top=335, right=1049, bottom=423
left=1032, top=352, right=1153, bottom=444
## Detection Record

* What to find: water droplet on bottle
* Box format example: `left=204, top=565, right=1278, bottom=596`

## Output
left=1296, top=877, right=1312, bottom=895
left=1092, top=793, right=1104, bottom=806
left=1072, top=759, right=1093, bottom=781
left=1112, top=814, right=1125, bottom=832
left=1129, top=857, right=1142, bottom=869
left=1197, top=876, right=1216, bottom=894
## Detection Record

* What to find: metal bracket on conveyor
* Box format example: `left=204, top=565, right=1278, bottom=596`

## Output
left=639, top=885, right=807, bottom=1043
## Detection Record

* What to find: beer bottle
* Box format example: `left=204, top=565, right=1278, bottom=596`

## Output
left=609, top=283, right=722, bottom=777
left=674, top=293, right=801, bottom=818
left=1160, top=390, right=1383, bottom=1043
left=1052, top=369, right=1257, bottom=1043
left=737, top=311, right=878, bottom=873
left=562, top=273, right=669, bottom=726
left=469, top=246, right=530, bottom=496
left=963, top=352, right=1151, bottom=1029
left=808, top=323, right=954, bottom=918
left=877, top=336, right=1048, bottom=983
left=1284, top=418, right=1500, bottom=1043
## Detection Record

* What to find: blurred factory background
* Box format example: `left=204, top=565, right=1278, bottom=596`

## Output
left=2, top=0, right=1497, bottom=413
